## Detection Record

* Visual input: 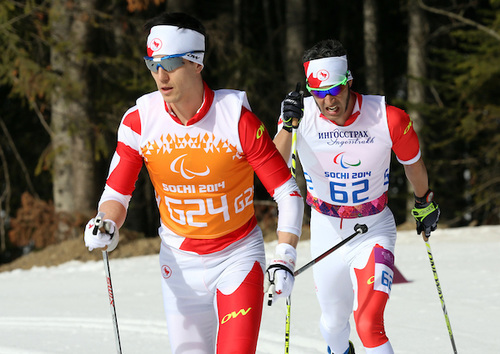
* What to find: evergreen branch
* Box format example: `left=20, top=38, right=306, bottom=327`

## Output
left=418, top=0, right=500, bottom=41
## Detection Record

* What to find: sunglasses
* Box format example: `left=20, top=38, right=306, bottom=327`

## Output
left=306, top=76, right=349, bottom=99
left=143, top=52, right=190, bottom=73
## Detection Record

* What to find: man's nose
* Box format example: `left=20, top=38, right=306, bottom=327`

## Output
left=158, top=66, right=169, bottom=80
left=323, top=94, right=336, bottom=103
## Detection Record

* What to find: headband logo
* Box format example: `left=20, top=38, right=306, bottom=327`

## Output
left=149, top=38, right=162, bottom=52
left=185, top=53, right=201, bottom=60
left=317, top=70, right=329, bottom=82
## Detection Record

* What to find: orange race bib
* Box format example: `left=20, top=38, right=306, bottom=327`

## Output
left=142, top=132, right=255, bottom=239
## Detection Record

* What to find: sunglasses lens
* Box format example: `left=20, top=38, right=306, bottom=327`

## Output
left=144, top=58, right=158, bottom=72
left=144, top=56, right=185, bottom=72
left=160, top=57, right=184, bottom=71
left=328, top=85, right=343, bottom=96
left=311, top=90, right=327, bottom=99
left=311, top=85, right=344, bottom=98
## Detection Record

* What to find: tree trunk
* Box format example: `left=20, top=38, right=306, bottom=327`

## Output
left=406, top=0, right=428, bottom=217
left=407, top=0, right=427, bottom=134
left=363, top=0, right=384, bottom=94
left=232, top=0, right=243, bottom=84
left=285, top=0, right=305, bottom=89
left=50, top=0, right=96, bottom=240
left=284, top=0, right=307, bottom=222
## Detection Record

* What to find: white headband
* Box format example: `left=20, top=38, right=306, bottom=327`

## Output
left=147, top=25, right=205, bottom=66
left=303, top=56, right=353, bottom=88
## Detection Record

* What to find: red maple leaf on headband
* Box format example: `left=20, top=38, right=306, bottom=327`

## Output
left=307, top=73, right=322, bottom=88
left=304, top=61, right=331, bottom=88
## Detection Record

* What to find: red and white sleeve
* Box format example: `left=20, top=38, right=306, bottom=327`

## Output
left=238, top=107, right=303, bottom=237
left=99, top=107, right=143, bottom=209
left=387, top=105, right=421, bottom=165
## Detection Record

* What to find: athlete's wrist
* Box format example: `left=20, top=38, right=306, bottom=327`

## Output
left=414, top=189, right=434, bottom=204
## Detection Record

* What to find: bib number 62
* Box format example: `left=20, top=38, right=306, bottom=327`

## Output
left=330, top=179, right=369, bottom=204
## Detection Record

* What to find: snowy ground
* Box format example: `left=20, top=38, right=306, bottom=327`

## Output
left=0, top=225, right=499, bottom=353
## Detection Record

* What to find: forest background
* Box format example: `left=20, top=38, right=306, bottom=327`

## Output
left=0, top=0, right=499, bottom=264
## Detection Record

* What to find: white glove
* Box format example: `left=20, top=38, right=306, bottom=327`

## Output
left=84, top=214, right=119, bottom=252
left=265, top=243, right=297, bottom=306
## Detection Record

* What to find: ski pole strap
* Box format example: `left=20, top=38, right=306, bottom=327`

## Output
left=267, top=263, right=294, bottom=280
left=306, top=192, right=388, bottom=218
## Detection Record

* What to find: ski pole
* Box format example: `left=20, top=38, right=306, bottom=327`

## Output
left=289, top=81, right=302, bottom=180
left=283, top=126, right=297, bottom=353
left=284, top=296, right=291, bottom=354
left=284, top=83, right=301, bottom=352
left=94, top=212, right=123, bottom=354
left=294, top=223, right=368, bottom=277
left=422, top=232, right=458, bottom=353
left=290, top=122, right=298, bottom=179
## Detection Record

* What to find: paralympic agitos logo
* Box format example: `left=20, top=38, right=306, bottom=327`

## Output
left=333, top=152, right=361, bottom=169
left=170, top=154, right=210, bottom=179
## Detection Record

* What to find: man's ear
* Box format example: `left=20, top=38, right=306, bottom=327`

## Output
left=194, top=62, right=204, bottom=74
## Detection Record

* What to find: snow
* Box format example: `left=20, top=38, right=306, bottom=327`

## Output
left=0, top=225, right=499, bottom=353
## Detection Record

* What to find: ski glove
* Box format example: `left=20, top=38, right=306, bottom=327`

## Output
left=84, top=214, right=119, bottom=252
left=412, top=189, right=440, bottom=238
left=281, top=85, right=304, bottom=132
left=265, top=243, right=296, bottom=305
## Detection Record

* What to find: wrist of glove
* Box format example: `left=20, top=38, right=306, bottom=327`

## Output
left=281, top=91, right=304, bottom=132
left=265, top=243, right=297, bottom=306
left=84, top=216, right=119, bottom=252
left=411, top=190, right=440, bottom=238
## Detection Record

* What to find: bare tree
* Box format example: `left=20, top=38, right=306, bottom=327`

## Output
left=406, top=0, right=429, bottom=216
left=285, top=0, right=305, bottom=89
left=49, top=0, right=97, bottom=240
left=284, top=0, right=307, bottom=222
left=363, top=0, right=384, bottom=94
left=407, top=0, right=428, bottom=134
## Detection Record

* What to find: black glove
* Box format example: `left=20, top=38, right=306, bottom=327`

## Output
left=281, top=83, right=304, bottom=132
left=411, top=189, right=440, bottom=238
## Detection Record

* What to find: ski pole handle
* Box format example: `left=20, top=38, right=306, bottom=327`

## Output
left=93, top=212, right=105, bottom=235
